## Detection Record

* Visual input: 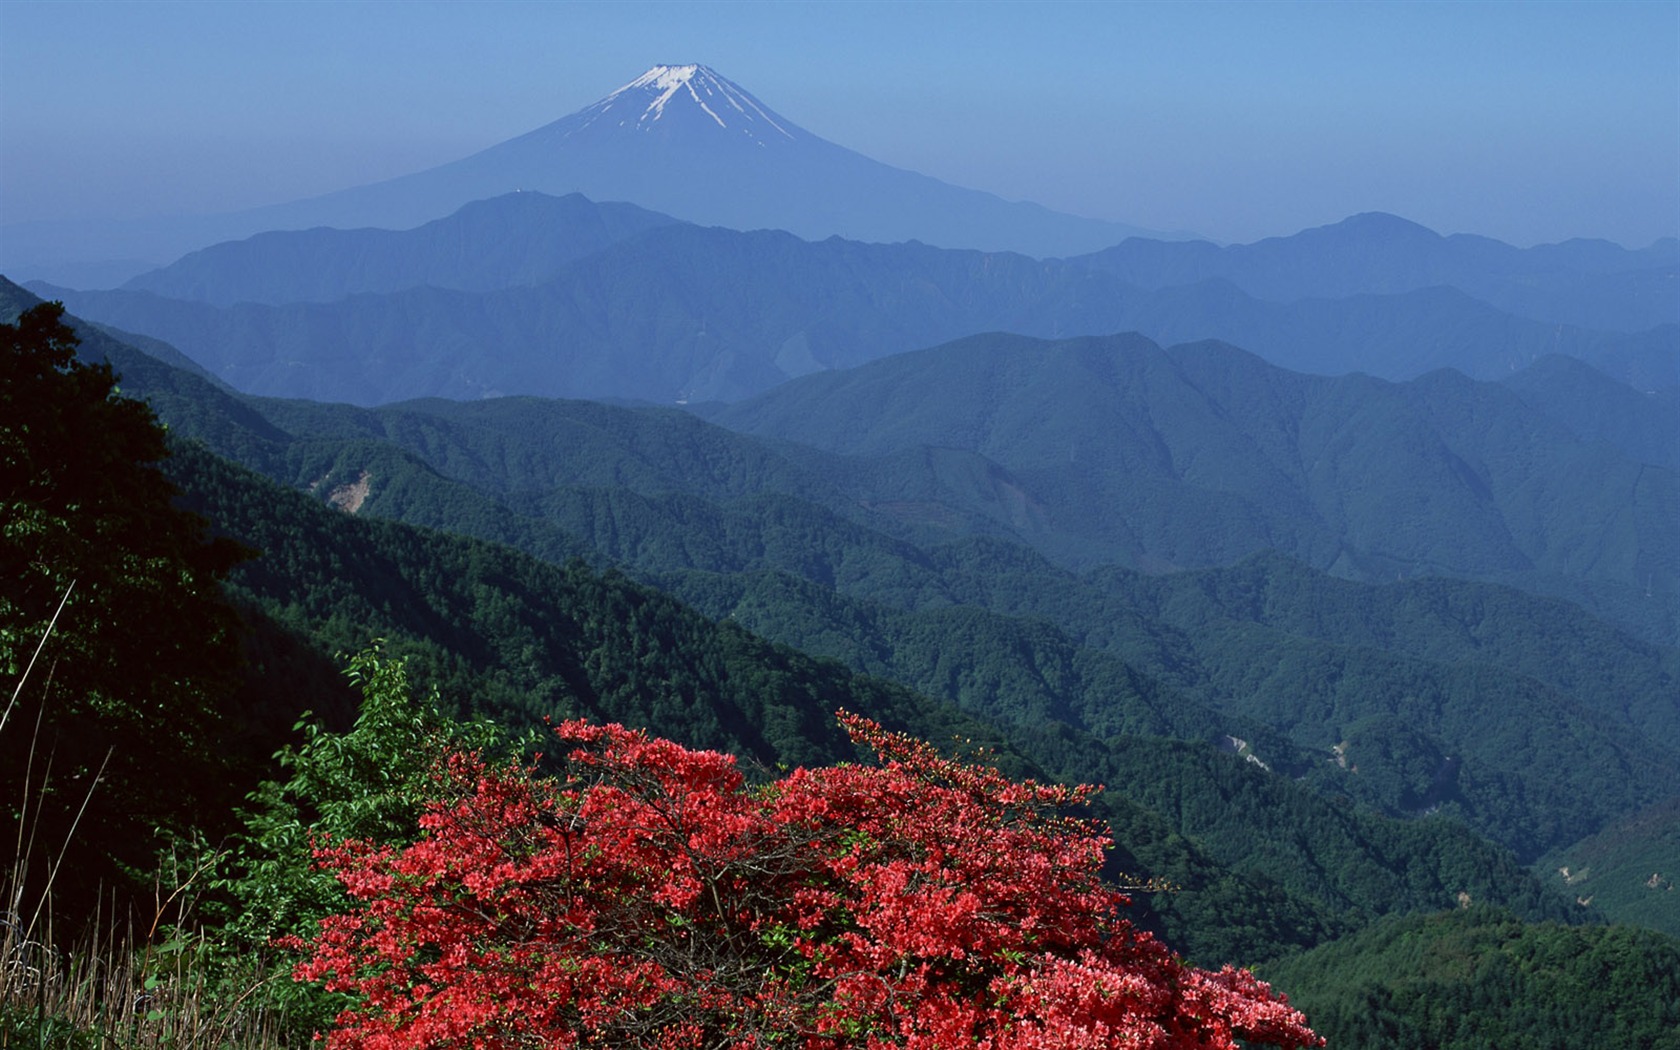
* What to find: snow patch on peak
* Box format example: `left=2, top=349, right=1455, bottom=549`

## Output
left=595, top=64, right=796, bottom=141
left=627, top=64, right=704, bottom=91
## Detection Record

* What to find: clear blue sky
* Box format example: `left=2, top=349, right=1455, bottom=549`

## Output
left=1, top=0, right=1675, bottom=247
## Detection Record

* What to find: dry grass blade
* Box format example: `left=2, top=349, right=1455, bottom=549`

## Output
left=2, top=592, right=293, bottom=1048
left=0, top=581, right=72, bottom=738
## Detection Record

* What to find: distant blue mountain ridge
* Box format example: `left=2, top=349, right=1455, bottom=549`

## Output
left=25, top=192, right=1677, bottom=405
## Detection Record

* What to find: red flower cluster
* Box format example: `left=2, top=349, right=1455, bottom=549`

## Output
left=295, top=713, right=1321, bottom=1049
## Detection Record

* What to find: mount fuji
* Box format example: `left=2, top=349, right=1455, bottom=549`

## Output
left=2, top=65, right=1166, bottom=282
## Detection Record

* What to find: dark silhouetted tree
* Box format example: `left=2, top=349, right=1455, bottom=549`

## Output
left=2, top=302, right=247, bottom=905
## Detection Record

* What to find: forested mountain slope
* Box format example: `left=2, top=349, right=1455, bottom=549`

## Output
left=9, top=281, right=1622, bottom=935
left=169, top=442, right=1583, bottom=963
left=654, top=557, right=1680, bottom=863
left=11, top=277, right=1680, bottom=1039
left=1540, top=797, right=1680, bottom=938
left=1500, top=352, right=1680, bottom=471
left=1259, top=907, right=1680, bottom=1049
left=10, top=273, right=1666, bottom=875
left=713, top=331, right=1680, bottom=643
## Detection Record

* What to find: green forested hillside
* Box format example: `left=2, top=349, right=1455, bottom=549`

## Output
left=104, top=315, right=1673, bottom=652
left=1540, top=797, right=1680, bottom=938
left=1261, top=907, right=1680, bottom=1049
left=37, top=282, right=1666, bottom=870
left=163, top=443, right=1646, bottom=940
left=11, top=287, right=1678, bottom=1045
left=112, top=351, right=1680, bottom=865
left=161, top=446, right=1327, bottom=961
left=1094, top=554, right=1680, bottom=744
left=654, top=561, right=1680, bottom=863
left=1500, top=352, right=1680, bottom=470
left=168, top=443, right=1590, bottom=963
left=175, top=443, right=888, bottom=769
left=713, top=331, right=1680, bottom=643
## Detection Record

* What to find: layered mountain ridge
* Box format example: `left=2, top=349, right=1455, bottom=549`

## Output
left=33, top=193, right=1677, bottom=405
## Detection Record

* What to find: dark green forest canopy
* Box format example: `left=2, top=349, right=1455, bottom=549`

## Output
left=210, top=428, right=1680, bottom=866
left=0, top=303, right=250, bottom=903
left=165, top=443, right=1581, bottom=964
left=708, top=331, right=1679, bottom=643
left=1262, top=907, right=1680, bottom=1050
left=1541, top=796, right=1680, bottom=939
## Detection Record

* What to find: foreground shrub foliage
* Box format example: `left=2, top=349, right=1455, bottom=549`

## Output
left=294, top=713, right=1319, bottom=1048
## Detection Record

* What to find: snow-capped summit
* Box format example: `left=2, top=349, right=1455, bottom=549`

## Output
left=576, top=64, right=797, bottom=143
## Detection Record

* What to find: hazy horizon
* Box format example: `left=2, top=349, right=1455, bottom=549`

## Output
left=1, top=0, right=1676, bottom=250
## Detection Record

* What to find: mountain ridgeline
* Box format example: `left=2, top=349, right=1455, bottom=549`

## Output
left=33, top=264, right=1668, bottom=653
left=706, top=331, right=1680, bottom=644
left=31, top=194, right=1677, bottom=407
left=122, top=193, right=682, bottom=306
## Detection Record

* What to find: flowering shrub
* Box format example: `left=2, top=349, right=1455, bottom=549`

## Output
left=294, top=713, right=1320, bottom=1048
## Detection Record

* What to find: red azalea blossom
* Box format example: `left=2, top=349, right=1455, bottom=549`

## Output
left=296, top=713, right=1321, bottom=1049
